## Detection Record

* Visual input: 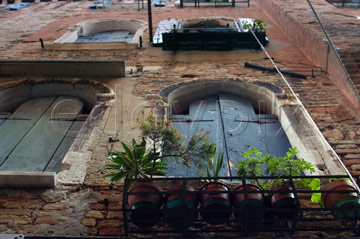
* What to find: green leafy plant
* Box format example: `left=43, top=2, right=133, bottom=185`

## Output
left=242, top=19, right=267, bottom=32
left=236, top=147, right=315, bottom=191
left=309, top=178, right=324, bottom=207
left=105, top=138, right=167, bottom=181
left=309, top=177, right=351, bottom=207
left=138, top=114, right=217, bottom=176
left=205, top=153, right=224, bottom=181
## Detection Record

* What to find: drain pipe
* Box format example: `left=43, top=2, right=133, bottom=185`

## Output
left=147, top=0, right=153, bottom=43
left=249, top=29, right=360, bottom=194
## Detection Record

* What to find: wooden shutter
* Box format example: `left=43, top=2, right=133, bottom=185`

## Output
left=168, top=93, right=292, bottom=177
left=0, top=96, right=85, bottom=172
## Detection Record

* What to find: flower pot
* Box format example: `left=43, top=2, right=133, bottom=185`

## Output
left=321, top=179, right=360, bottom=220
left=164, top=184, right=198, bottom=229
left=270, top=185, right=297, bottom=219
left=199, top=182, right=231, bottom=225
left=127, top=181, right=163, bottom=228
left=232, top=184, right=264, bottom=224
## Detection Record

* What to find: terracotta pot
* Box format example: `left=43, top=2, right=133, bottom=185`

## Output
left=233, top=184, right=263, bottom=203
left=199, top=181, right=230, bottom=203
left=164, top=184, right=198, bottom=229
left=167, top=184, right=198, bottom=203
left=321, top=180, right=360, bottom=219
left=232, top=184, right=264, bottom=223
left=127, top=181, right=163, bottom=228
left=321, top=180, right=357, bottom=208
left=199, top=182, right=231, bottom=225
left=270, top=185, right=297, bottom=219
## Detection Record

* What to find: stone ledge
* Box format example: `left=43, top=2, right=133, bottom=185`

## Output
left=0, top=60, right=125, bottom=78
left=0, top=171, right=55, bottom=188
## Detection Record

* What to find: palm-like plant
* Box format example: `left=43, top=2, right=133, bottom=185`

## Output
left=205, top=153, right=224, bottom=181
left=105, top=138, right=167, bottom=181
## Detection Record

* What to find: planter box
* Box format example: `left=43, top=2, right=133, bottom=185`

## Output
left=162, top=31, right=268, bottom=51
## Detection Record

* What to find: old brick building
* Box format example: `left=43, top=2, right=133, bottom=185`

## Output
left=0, top=0, right=360, bottom=237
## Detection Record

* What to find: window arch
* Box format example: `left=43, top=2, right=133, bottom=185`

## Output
left=158, top=80, right=346, bottom=177
left=0, top=79, right=114, bottom=186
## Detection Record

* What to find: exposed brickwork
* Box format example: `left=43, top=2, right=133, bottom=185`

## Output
left=0, top=186, right=124, bottom=236
left=256, top=0, right=360, bottom=111
left=0, top=0, right=359, bottom=237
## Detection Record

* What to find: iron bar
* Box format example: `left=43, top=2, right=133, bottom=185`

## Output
left=123, top=175, right=360, bottom=237
left=147, top=0, right=153, bottom=43
left=126, top=174, right=358, bottom=181
left=244, top=62, right=307, bottom=79
left=39, top=38, right=44, bottom=49
left=123, top=177, right=130, bottom=237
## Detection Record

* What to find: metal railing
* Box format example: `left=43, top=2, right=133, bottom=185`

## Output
left=326, top=0, right=360, bottom=8
left=179, top=0, right=250, bottom=8
left=123, top=175, right=360, bottom=238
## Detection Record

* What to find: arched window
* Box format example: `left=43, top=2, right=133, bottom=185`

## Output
left=0, top=79, right=114, bottom=186
left=166, top=93, right=292, bottom=177
left=159, top=80, right=346, bottom=178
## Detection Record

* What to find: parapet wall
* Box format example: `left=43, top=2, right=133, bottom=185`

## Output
left=255, top=0, right=360, bottom=112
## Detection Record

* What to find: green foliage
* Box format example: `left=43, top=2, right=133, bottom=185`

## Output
left=105, top=138, right=167, bottom=181
left=329, top=177, right=350, bottom=183
left=242, top=19, right=267, bottom=32
left=138, top=115, right=217, bottom=175
left=308, top=178, right=324, bottom=208
left=309, top=177, right=351, bottom=208
left=236, top=147, right=315, bottom=190
left=140, top=115, right=179, bottom=158
left=205, top=153, right=224, bottom=181
left=236, top=148, right=267, bottom=188
left=265, top=147, right=315, bottom=188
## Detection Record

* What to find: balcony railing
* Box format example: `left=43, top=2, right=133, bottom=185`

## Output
left=123, top=175, right=360, bottom=238
left=326, top=0, right=360, bottom=8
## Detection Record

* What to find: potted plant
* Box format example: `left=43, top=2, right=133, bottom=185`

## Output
left=113, top=114, right=216, bottom=228
left=233, top=148, right=265, bottom=224
left=241, top=19, right=267, bottom=32
left=198, top=153, right=232, bottom=225
left=233, top=183, right=264, bottom=225
left=163, top=184, right=198, bottom=229
left=310, top=177, right=360, bottom=220
left=105, top=138, right=167, bottom=228
left=236, top=147, right=315, bottom=221
left=240, top=19, right=268, bottom=48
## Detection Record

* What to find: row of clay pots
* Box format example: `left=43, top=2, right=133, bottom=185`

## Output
left=126, top=180, right=360, bottom=229
left=126, top=181, right=297, bottom=228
